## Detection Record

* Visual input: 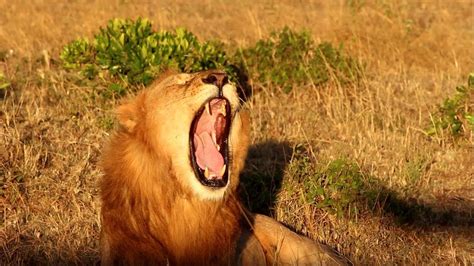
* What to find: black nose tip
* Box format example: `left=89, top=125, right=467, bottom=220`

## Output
left=202, top=72, right=228, bottom=90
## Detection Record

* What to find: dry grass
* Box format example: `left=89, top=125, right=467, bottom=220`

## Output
left=1, top=0, right=473, bottom=264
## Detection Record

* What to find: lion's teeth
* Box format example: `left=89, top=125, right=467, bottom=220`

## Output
left=205, top=102, right=211, bottom=115
left=204, top=167, right=210, bottom=178
left=219, top=164, right=226, bottom=176
left=221, top=105, right=226, bottom=116
left=216, top=144, right=220, bottom=151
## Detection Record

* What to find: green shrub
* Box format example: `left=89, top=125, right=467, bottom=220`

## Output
left=0, top=71, right=9, bottom=90
left=61, top=18, right=236, bottom=89
left=427, top=73, right=474, bottom=139
left=237, top=27, right=362, bottom=92
left=0, top=71, right=10, bottom=100
left=61, top=19, right=362, bottom=96
left=289, top=154, right=365, bottom=218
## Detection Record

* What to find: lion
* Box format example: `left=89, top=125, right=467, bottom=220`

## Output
left=100, top=70, right=350, bottom=265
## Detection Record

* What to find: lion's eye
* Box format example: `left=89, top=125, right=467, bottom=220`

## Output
left=202, top=75, right=217, bottom=84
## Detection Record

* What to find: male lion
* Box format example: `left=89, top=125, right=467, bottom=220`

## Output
left=100, top=70, right=350, bottom=265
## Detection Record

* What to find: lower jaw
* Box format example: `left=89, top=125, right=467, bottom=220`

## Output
left=196, top=170, right=229, bottom=188
left=190, top=143, right=230, bottom=189
left=189, top=177, right=230, bottom=200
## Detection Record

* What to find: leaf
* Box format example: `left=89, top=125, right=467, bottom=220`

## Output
left=0, top=82, right=10, bottom=89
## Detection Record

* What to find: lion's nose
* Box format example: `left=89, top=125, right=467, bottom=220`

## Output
left=202, top=72, right=228, bottom=93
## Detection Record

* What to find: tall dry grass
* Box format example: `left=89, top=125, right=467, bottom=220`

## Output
left=1, top=0, right=473, bottom=264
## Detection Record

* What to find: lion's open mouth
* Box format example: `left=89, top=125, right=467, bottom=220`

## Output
left=190, top=97, right=231, bottom=187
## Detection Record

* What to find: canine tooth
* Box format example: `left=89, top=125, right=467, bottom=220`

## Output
left=205, top=102, right=211, bottom=115
left=204, top=167, right=210, bottom=178
left=219, top=164, right=226, bottom=176
left=221, top=105, right=226, bottom=116
left=216, top=144, right=220, bottom=151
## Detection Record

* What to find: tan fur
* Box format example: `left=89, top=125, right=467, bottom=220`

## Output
left=100, top=70, right=350, bottom=265
left=251, top=214, right=350, bottom=265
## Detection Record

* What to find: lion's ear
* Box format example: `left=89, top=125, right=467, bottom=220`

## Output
left=116, top=92, right=145, bottom=132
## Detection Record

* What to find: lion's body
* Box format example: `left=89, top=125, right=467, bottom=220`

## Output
left=100, top=70, right=349, bottom=265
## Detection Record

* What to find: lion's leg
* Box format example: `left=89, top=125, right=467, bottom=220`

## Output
left=251, top=214, right=351, bottom=266
left=236, top=228, right=267, bottom=265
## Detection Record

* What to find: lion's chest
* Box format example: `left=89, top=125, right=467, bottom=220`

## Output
left=158, top=198, right=242, bottom=264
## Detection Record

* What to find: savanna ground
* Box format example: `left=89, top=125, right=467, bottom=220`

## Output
left=1, top=0, right=473, bottom=264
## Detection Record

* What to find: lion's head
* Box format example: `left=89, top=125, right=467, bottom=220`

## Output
left=113, top=70, right=250, bottom=200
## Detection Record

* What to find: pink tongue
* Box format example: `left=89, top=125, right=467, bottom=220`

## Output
left=193, top=99, right=227, bottom=178
left=194, top=132, right=224, bottom=175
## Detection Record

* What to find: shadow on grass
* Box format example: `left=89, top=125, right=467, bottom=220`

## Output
left=239, top=140, right=292, bottom=215
left=368, top=185, right=474, bottom=227
left=316, top=159, right=474, bottom=228
left=240, top=142, right=473, bottom=229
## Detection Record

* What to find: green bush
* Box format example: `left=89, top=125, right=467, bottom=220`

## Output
left=0, top=71, right=9, bottom=90
left=61, top=19, right=362, bottom=96
left=427, top=73, right=474, bottom=139
left=61, top=18, right=235, bottom=89
left=288, top=154, right=365, bottom=218
left=237, top=27, right=362, bottom=92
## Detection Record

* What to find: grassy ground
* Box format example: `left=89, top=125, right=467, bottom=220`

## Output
left=1, top=0, right=473, bottom=264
